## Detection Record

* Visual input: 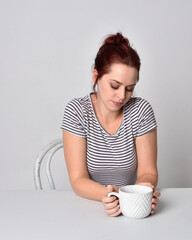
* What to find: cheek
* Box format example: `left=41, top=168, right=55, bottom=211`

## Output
left=125, top=92, right=133, bottom=100
left=102, top=85, right=111, bottom=95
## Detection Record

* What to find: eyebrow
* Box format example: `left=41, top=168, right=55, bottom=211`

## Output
left=110, top=79, right=136, bottom=87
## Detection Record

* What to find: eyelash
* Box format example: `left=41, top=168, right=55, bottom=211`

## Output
left=111, top=86, right=134, bottom=92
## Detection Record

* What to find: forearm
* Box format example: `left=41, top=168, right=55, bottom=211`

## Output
left=71, top=177, right=107, bottom=201
left=135, top=173, right=158, bottom=187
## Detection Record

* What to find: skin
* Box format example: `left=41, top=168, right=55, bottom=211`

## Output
left=63, top=63, right=160, bottom=217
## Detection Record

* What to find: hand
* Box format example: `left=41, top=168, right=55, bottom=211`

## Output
left=135, top=182, right=161, bottom=214
left=102, top=185, right=122, bottom=217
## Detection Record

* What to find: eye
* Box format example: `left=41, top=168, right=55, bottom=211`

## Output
left=126, top=88, right=134, bottom=92
left=111, top=84, right=135, bottom=92
left=111, top=85, right=119, bottom=90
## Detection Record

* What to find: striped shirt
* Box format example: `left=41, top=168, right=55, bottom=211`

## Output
left=61, top=93, right=157, bottom=187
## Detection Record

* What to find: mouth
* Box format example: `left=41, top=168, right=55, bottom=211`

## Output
left=112, top=101, right=123, bottom=106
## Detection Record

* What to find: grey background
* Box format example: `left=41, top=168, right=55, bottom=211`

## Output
left=0, top=0, right=191, bottom=189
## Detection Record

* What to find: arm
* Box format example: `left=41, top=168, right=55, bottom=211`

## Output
left=135, top=129, right=160, bottom=214
left=63, top=130, right=121, bottom=216
left=63, top=130, right=107, bottom=201
left=135, top=129, right=158, bottom=187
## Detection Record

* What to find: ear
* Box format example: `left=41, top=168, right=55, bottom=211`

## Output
left=93, top=69, right=98, bottom=84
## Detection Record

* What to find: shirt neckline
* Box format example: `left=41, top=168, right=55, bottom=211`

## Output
left=88, top=92, right=125, bottom=137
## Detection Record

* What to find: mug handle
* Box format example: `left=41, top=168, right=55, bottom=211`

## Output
left=108, top=192, right=119, bottom=198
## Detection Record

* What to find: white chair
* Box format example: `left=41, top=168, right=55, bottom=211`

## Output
left=34, top=138, right=63, bottom=190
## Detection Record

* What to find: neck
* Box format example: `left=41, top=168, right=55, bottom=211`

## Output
left=92, top=92, right=123, bottom=123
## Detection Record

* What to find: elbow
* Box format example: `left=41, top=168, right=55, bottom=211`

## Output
left=70, top=177, right=88, bottom=197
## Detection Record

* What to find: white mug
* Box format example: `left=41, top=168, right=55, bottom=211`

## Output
left=108, top=185, right=153, bottom=219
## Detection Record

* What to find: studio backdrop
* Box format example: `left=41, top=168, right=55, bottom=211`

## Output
left=0, top=0, right=192, bottom=189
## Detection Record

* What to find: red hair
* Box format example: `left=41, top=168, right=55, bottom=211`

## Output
left=93, top=32, right=141, bottom=91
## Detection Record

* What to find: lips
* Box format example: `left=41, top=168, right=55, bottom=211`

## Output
left=112, top=101, right=123, bottom=106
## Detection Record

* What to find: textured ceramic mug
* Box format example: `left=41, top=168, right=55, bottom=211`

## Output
left=108, top=185, right=153, bottom=219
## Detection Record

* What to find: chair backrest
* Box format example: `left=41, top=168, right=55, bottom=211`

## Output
left=34, top=138, right=63, bottom=190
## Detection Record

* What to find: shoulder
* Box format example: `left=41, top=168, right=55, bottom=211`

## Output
left=62, top=95, right=90, bottom=137
left=65, top=94, right=90, bottom=113
left=124, top=97, right=156, bottom=121
left=124, top=97, right=152, bottom=111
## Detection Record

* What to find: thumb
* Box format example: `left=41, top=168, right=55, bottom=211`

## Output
left=107, top=185, right=113, bottom=193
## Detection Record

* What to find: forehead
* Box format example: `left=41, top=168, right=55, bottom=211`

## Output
left=107, top=63, right=138, bottom=84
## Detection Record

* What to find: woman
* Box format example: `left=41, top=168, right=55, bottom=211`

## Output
left=61, top=32, right=160, bottom=217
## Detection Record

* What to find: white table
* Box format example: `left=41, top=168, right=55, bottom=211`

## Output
left=0, top=189, right=191, bottom=240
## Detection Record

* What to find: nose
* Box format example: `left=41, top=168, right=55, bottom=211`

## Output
left=118, top=88, right=126, bottom=101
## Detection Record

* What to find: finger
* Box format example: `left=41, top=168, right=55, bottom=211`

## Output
left=151, top=203, right=158, bottom=210
left=107, top=185, right=119, bottom=194
left=105, top=199, right=119, bottom=210
left=106, top=204, right=120, bottom=216
left=107, top=185, right=113, bottom=193
left=152, top=197, right=159, bottom=204
left=113, top=185, right=119, bottom=192
left=109, top=209, right=122, bottom=217
left=153, top=190, right=161, bottom=198
left=102, top=196, right=117, bottom=203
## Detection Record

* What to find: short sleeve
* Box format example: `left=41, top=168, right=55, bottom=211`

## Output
left=136, top=99, right=157, bottom=137
left=61, top=99, right=86, bottom=138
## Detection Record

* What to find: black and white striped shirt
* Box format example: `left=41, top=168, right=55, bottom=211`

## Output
left=61, top=93, right=157, bottom=187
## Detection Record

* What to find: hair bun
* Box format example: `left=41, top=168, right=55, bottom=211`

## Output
left=93, top=32, right=140, bottom=92
left=104, top=32, right=130, bottom=47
